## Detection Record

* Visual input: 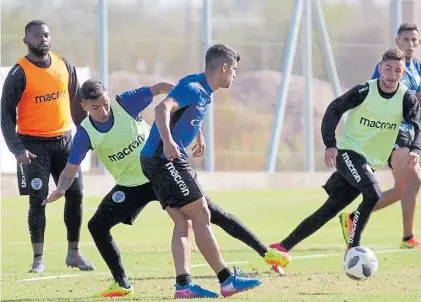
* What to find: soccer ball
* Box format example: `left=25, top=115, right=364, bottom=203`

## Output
left=343, top=246, right=378, bottom=280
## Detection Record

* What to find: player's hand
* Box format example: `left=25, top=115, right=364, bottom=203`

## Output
left=163, top=139, right=181, bottom=161
left=16, top=150, right=37, bottom=164
left=324, top=147, right=338, bottom=168
left=192, top=131, right=206, bottom=157
left=42, top=189, right=65, bottom=206
left=407, top=151, right=420, bottom=168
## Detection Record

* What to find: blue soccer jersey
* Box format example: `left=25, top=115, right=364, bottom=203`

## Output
left=141, top=72, right=213, bottom=158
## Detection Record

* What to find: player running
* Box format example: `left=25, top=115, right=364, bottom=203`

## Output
left=339, top=23, right=421, bottom=249
left=44, top=77, right=289, bottom=298
left=141, top=44, right=290, bottom=298
left=270, top=48, right=421, bottom=257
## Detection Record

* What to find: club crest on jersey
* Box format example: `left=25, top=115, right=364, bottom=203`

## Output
left=112, top=191, right=125, bottom=203
left=134, top=114, right=143, bottom=122
left=31, top=178, right=43, bottom=190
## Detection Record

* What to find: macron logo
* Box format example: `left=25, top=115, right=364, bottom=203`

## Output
left=165, top=162, right=190, bottom=196
left=342, top=152, right=361, bottom=183
left=359, top=117, right=397, bottom=130
left=35, top=90, right=68, bottom=103
left=108, top=134, right=145, bottom=162
left=349, top=210, right=360, bottom=244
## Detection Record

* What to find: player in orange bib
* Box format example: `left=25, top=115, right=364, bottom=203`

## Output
left=1, top=20, right=94, bottom=273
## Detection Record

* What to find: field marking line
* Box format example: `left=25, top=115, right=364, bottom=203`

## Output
left=8, top=248, right=418, bottom=283
left=16, top=274, right=81, bottom=282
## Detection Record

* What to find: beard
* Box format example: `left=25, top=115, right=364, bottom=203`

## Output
left=28, top=44, right=50, bottom=57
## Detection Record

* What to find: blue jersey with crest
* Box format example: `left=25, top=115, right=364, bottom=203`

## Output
left=141, top=72, right=213, bottom=158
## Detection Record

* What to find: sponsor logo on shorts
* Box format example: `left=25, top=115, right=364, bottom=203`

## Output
left=112, top=191, right=125, bottom=203
left=359, top=117, right=397, bottom=130
left=108, top=134, right=146, bottom=162
left=349, top=210, right=360, bottom=244
left=19, top=164, right=26, bottom=188
left=31, top=178, right=43, bottom=190
left=75, top=172, right=80, bottom=178
left=165, top=162, right=190, bottom=196
left=342, top=152, right=361, bottom=183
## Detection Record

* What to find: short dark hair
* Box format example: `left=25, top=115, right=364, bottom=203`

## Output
left=25, top=20, right=48, bottom=34
left=205, top=44, right=240, bottom=72
left=397, top=23, right=418, bottom=35
left=79, top=79, right=107, bottom=101
left=381, top=48, right=405, bottom=62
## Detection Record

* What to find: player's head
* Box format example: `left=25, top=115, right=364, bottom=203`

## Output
left=79, top=79, right=111, bottom=123
left=395, top=23, right=420, bottom=61
left=23, top=20, right=51, bottom=57
left=205, top=44, right=240, bottom=88
left=378, top=48, right=405, bottom=91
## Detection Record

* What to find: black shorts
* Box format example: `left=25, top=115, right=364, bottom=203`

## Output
left=387, top=130, right=412, bottom=169
left=140, top=154, right=204, bottom=209
left=17, top=134, right=83, bottom=197
left=323, top=149, right=379, bottom=196
left=93, top=182, right=157, bottom=225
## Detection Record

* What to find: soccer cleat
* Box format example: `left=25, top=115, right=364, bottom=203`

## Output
left=98, top=282, right=134, bottom=298
left=66, top=250, right=95, bottom=271
left=339, top=212, right=353, bottom=244
left=220, top=266, right=262, bottom=297
left=174, top=282, right=218, bottom=299
left=264, top=247, right=291, bottom=267
left=399, top=236, right=421, bottom=249
left=28, top=257, right=45, bottom=273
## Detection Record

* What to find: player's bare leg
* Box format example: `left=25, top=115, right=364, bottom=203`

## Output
left=174, top=197, right=226, bottom=274
left=392, top=148, right=421, bottom=247
left=167, top=206, right=219, bottom=299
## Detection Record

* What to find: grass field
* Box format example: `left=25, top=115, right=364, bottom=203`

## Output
left=1, top=189, right=421, bottom=301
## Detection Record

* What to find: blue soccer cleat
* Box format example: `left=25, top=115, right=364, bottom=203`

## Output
left=174, top=282, right=219, bottom=299
left=220, top=267, right=262, bottom=297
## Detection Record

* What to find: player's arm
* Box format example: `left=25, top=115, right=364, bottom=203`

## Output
left=155, top=83, right=199, bottom=159
left=43, top=127, right=91, bottom=205
left=192, top=128, right=206, bottom=157
left=63, top=56, right=87, bottom=126
left=403, top=91, right=421, bottom=160
left=149, top=82, right=175, bottom=96
left=0, top=65, right=34, bottom=163
left=117, top=82, right=175, bottom=117
left=321, top=83, right=369, bottom=149
left=155, top=97, right=180, bottom=143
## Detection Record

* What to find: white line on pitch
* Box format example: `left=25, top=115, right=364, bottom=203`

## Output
left=17, top=274, right=81, bottom=282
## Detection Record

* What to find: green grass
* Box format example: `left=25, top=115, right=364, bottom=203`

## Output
left=2, top=189, right=421, bottom=301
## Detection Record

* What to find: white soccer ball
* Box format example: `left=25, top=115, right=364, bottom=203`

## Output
left=343, top=246, right=378, bottom=280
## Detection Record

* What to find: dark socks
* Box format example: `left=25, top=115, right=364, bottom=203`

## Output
left=176, top=273, right=192, bottom=286
left=34, top=254, right=43, bottom=258
left=217, top=267, right=232, bottom=284
left=117, top=276, right=131, bottom=289
left=403, top=235, right=414, bottom=242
